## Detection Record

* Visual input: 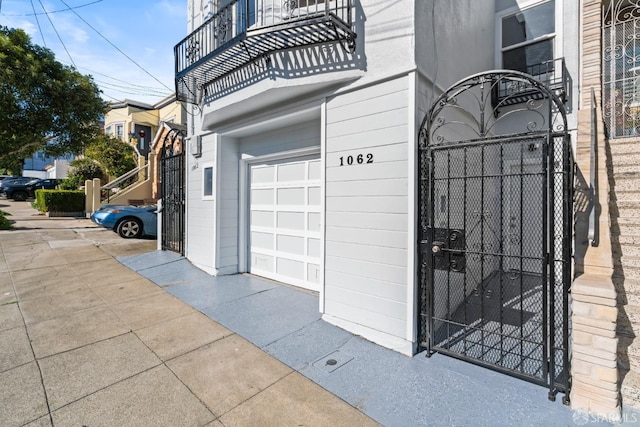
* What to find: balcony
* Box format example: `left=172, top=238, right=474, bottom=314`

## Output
left=492, top=58, right=570, bottom=108
left=175, top=0, right=356, bottom=104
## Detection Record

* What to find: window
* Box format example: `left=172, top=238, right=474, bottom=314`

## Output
left=203, top=164, right=214, bottom=199
left=604, top=0, right=640, bottom=138
left=115, top=124, right=124, bottom=140
left=499, top=1, right=555, bottom=73
left=105, top=125, right=112, bottom=135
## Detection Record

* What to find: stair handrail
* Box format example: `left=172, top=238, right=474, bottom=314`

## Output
left=588, top=86, right=599, bottom=247
left=100, top=162, right=149, bottom=202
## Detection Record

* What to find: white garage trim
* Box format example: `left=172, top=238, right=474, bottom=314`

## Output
left=239, top=147, right=322, bottom=292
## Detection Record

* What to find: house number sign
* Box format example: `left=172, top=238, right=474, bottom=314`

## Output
left=339, top=153, right=374, bottom=166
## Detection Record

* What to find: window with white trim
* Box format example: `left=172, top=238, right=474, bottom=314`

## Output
left=203, top=163, right=214, bottom=199
left=115, top=124, right=124, bottom=140
left=499, top=0, right=555, bottom=73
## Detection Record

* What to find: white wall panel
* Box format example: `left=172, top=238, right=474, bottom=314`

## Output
left=325, top=256, right=407, bottom=286
left=325, top=161, right=409, bottom=182
left=186, top=133, right=217, bottom=270
left=326, top=241, right=408, bottom=267
left=326, top=178, right=408, bottom=197
left=325, top=212, right=407, bottom=232
left=325, top=196, right=408, bottom=214
left=326, top=226, right=407, bottom=249
left=327, top=108, right=408, bottom=139
left=327, top=271, right=407, bottom=304
left=324, top=76, right=410, bottom=339
left=326, top=125, right=408, bottom=152
left=216, top=137, right=240, bottom=271
left=325, top=298, right=406, bottom=338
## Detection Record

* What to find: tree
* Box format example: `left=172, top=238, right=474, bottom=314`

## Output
left=60, top=158, right=104, bottom=190
left=0, top=26, right=106, bottom=172
left=85, top=134, right=137, bottom=178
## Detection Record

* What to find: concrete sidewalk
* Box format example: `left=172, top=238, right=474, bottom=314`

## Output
left=2, top=200, right=638, bottom=426
left=0, top=200, right=376, bottom=426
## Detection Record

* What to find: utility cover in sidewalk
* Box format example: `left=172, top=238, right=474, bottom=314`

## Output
left=313, top=350, right=353, bottom=373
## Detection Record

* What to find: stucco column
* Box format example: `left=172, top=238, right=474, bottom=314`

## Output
left=138, top=155, right=146, bottom=181
left=92, top=178, right=101, bottom=212
left=84, top=179, right=93, bottom=217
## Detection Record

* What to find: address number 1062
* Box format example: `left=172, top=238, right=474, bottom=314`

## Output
left=339, top=153, right=373, bottom=166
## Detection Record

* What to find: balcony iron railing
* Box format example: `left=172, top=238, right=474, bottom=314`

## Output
left=492, top=58, right=569, bottom=107
left=175, top=0, right=355, bottom=103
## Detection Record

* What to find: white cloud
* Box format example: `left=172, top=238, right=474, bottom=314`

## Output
left=157, top=0, right=187, bottom=17
left=0, top=18, right=38, bottom=37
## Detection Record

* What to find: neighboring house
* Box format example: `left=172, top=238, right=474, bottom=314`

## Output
left=172, top=0, right=638, bottom=419
left=22, top=151, right=74, bottom=179
left=104, top=95, right=186, bottom=159
left=574, top=0, right=640, bottom=415
left=100, top=95, right=187, bottom=206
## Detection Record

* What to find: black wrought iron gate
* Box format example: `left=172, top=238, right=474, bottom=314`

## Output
left=418, top=72, right=573, bottom=401
left=161, top=128, right=186, bottom=255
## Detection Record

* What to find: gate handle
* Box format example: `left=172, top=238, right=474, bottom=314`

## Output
left=432, top=241, right=445, bottom=255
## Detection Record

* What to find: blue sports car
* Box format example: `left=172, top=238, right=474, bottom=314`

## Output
left=90, top=205, right=158, bottom=239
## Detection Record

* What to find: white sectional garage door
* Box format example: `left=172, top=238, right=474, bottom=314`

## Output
left=249, top=156, right=321, bottom=291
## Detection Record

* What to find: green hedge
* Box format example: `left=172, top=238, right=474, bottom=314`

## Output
left=35, top=190, right=85, bottom=213
left=0, top=209, right=11, bottom=230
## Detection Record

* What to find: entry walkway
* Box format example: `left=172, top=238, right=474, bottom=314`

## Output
left=0, top=202, right=376, bottom=427
left=120, top=250, right=616, bottom=427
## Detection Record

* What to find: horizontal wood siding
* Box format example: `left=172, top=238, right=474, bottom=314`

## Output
left=217, top=139, right=240, bottom=272
left=325, top=76, right=409, bottom=339
left=186, top=133, right=217, bottom=269
left=239, top=120, right=320, bottom=158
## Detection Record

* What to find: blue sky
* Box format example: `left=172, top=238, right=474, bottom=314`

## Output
left=0, top=0, right=187, bottom=104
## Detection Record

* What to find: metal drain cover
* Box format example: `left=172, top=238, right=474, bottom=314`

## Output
left=313, top=351, right=353, bottom=373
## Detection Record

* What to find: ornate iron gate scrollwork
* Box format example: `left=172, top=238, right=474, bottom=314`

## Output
left=161, top=127, right=186, bottom=255
left=418, top=71, right=573, bottom=401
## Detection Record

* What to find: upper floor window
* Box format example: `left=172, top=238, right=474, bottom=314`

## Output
left=499, top=0, right=555, bottom=73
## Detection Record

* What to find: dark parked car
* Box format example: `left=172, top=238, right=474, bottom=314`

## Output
left=0, top=176, right=32, bottom=190
left=90, top=205, right=158, bottom=238
left=1, top=178, right=58, bottom=201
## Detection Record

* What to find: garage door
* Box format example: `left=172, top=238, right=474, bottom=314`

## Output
left=249, top=156, right=321, bottom=291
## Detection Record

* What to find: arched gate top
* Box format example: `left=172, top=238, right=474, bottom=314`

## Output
left=161, top=125, right=187, bottom=159
left=419, top=70, right=569, bottom=148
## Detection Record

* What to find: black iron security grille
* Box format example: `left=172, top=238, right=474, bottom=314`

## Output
left=418, top=71, right=573, bottom=402
left=161, top=127, right=186, bottom=255
left=603, top=0, right=640, bottom=138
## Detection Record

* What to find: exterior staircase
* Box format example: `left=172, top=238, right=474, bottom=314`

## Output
left=608, top=135, right=640, bottom=407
